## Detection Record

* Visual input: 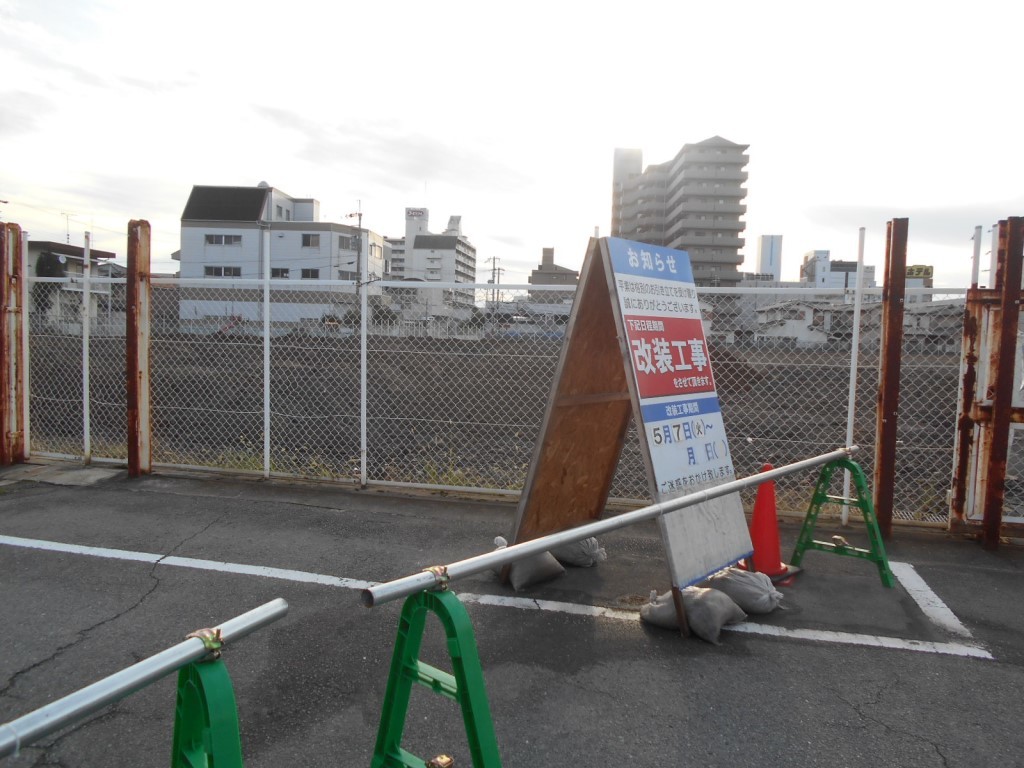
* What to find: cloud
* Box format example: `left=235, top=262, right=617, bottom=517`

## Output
left=807, top=201, right=1024, bottom=246
left=252, top=105, right=532, bottom=194
left=0, top=91, right=54, bottom=136
left=61, top=174, right=190, bottom=220
left=0, top=32, right=107, bottom=88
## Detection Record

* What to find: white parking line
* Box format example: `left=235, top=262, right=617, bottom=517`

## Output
left=0, top=534, right=992, bottom=660
left=888, top=561, right=973, bottom=637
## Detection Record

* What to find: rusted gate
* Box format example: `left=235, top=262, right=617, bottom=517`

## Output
left=950, top=216, right=1024, bottom=548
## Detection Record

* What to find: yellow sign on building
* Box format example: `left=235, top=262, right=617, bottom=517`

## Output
left=906, top=265, right=934, bottom=279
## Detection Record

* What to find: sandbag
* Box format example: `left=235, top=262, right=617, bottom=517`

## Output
left=683, top=587, right=746, bottom=644
left=508, top=551, right=565, bottom=591
left=493, top=536, right=566, bottom=591
left=639, top=590, right=678, bottom=629
left=640, top=587, right=747, bottom=644
left=550, top=537, right=607, bottom=567
left=699, top=567, right=783, bottom=614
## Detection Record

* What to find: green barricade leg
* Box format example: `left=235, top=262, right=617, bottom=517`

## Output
left=372, top=590, right=501, bottom=768
left=170, top=659, right=244, bottom=768
left=790, top=458, right=895, bottom=588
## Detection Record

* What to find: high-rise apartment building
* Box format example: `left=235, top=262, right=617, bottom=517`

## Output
left=758, top=235, right=783, bottom=281
left=611, top=136, right=749, bottom=286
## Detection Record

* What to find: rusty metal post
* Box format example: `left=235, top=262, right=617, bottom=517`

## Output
left=949, top=286, right=983, bottom=527
left=126, top=220, right=152, bottom=477
left=0, top=223, right=26, bottom=466
left=873, top=218, right=908, bottom=538
left=979, top=218, right=1024, bottom=549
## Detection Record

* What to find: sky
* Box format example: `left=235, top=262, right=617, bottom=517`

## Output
left=2, top=0, right=1022, bottom=288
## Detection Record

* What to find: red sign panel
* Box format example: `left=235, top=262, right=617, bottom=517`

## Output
left=622, top=315, right=716, bottom=398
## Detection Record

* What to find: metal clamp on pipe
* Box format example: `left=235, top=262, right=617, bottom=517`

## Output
left=423, top=565, right=450, bottom=591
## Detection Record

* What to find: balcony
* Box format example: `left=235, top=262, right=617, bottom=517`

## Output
left=667, top=234, right=745, bottom=249
left=667, top=199, right=747, bottom=216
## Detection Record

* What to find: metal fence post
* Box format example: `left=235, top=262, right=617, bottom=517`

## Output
left=82, top=231, right=92, bottom=465
left=126, top=220, right=152, bottom=477
left=873, top=218, right=908, bottom=538
left=842, top=227, right=867, bottom=525
left=1, top=223, right=26, bottom=465
left=262, top=226, right=271, bottom=479
left=359, top=238, right=369, bottom=488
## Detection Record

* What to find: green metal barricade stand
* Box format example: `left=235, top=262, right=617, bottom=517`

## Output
left=170, top=640, right=244, bottom=768
left=790, top=458, right=895, bottom=588
left=372, top=589, right=501, bottom=768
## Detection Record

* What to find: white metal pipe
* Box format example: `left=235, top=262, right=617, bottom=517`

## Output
left=842, top=228, right=867, bottom=525
left=82, top=231, right=91, bottom=465
left=362, top=446, right=859, bottom=607
left=971, top=225, right=982, bottom=288
left=0, top=598, right=288, bottom=759
left=262, top=227, right=271, bottom=479
left=359, top=227, right=369, bottom=488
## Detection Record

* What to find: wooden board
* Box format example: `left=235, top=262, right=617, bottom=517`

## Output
left=510, top=239, right=632, bottom=542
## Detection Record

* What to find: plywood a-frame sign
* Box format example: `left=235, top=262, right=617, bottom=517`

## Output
left=510, top=237, right=752, bottom=612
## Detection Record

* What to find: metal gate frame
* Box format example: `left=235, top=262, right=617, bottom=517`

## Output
left=950, top=216, right=1024, bottom=548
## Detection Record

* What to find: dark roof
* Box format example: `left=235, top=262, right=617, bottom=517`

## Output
left=181, top=186, right=269, bottom=222
left=413, top=235, right=458, bottom=250
left=29, top=241, right=115, bottom=260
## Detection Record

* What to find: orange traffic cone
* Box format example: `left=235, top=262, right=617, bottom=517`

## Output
left=748, top=463, right=801, bottom=584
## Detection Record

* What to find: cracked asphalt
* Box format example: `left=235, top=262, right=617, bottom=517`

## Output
left=1, top=462, right=1023, bottom=767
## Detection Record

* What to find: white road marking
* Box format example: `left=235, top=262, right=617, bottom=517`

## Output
left=724, top=623, right=992, bottom=659
left=888, top=561, right=973, bottom=637
left=0, top=534, right=991, bottom=659
left=0, top=535, right=374, bottom=590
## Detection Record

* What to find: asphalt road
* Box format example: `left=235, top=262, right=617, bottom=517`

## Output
left=1, top=463, right=1022, bottom=767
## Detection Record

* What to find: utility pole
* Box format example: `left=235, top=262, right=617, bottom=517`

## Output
left=486, top=256, right=504, bottom=309
left=61, top=212, right=77, bottom=244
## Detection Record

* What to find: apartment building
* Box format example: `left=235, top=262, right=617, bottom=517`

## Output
left=176, top=183, right=388, bottom=325
left=385, top=208, right=477, bottom=317
left=611, top=136, right=749, bottom=286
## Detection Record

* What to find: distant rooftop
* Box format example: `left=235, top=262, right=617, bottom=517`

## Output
left=181, top=186, right=269, bottom=222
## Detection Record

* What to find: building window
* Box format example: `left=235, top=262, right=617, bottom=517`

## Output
left=204, top=266, right=241, bottom=277
left=338, top=269, right=357, bottom=280
left=302, top=234, right=320, bottom=248
left=338, top=235, right=352, bottom=250
left=301, top=268, right=319, bottom=279
left=276, top=205, right=283, bottom=218
left=205, top=234, right=242, bottom=245
left=271, top=268, right=290, bottom=278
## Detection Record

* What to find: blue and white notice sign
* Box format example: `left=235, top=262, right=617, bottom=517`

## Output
left=606, top=238, right=752, bottom=586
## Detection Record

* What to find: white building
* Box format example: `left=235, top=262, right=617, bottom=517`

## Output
left=28, top=241, right=118, bottom=331
left=176, top=183, right=388, bottom=328
left=800, top=250, right=876, bottom=289
left=385, top=208, right=477, bottom=319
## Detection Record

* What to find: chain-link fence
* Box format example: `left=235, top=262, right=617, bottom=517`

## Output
left=25, top=277, right=966, bottom=524
left=27, top=276, right=126, bottom=460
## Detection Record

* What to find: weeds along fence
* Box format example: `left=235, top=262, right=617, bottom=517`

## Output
left=24, top=277, right=967, bottom=524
